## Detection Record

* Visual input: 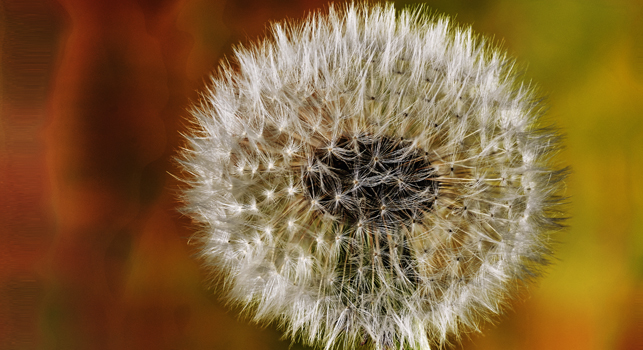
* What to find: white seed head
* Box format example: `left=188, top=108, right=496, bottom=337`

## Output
left=179, top=3, right=567, bottom=349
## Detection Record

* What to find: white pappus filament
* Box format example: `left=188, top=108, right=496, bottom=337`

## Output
left=178, top=3, right=567, bottom=350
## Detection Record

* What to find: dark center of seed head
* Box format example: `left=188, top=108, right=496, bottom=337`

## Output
left=303, top=135, right=438, bottom=227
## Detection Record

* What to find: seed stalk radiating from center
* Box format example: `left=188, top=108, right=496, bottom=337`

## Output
left=303, top=135, right=439, bottom=299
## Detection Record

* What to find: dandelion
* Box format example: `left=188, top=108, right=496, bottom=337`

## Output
left=178, top=3, right=567, bottom=349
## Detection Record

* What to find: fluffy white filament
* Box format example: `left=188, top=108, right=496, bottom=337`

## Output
left=179, top=3, right=566, bottom=349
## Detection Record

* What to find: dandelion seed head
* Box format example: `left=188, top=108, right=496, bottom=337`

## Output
left=179, top=3, right=567, bottom=349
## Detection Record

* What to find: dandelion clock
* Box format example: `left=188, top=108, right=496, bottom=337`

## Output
left=178, top=3, right=567, bottom=349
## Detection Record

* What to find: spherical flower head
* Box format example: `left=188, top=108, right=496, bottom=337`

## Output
left=178, top=3, right=567, bottom=349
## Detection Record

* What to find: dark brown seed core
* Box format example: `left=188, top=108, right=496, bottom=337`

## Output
left=303, top=135, right=438, bottom=228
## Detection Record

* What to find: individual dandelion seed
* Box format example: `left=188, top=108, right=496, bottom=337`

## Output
left=178, top=3, right=567, bottom=350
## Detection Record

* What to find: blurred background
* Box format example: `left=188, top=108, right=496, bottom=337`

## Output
left=1, top=0, right=641, bottom=349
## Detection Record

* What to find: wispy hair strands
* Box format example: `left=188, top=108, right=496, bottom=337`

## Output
left=178, top=3, right=567, bottom=349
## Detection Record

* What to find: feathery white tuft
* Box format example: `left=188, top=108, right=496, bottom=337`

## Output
left=179, top=3, right=567, bottom=349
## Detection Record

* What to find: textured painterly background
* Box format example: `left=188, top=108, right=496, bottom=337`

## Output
left=1, top=0, right=641, bottom=349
